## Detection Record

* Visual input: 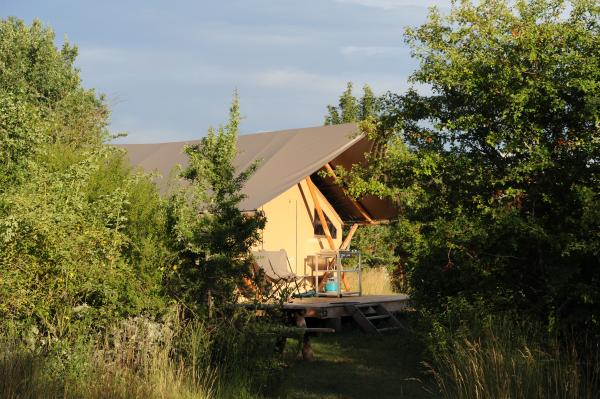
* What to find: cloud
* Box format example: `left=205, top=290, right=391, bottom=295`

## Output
left=334, top=0, right=451, bottom=9
left=339, top=45, right=406, bottom=56
left=252, top=67, right=412, bottom=96
left=254, top=68, right=344, bottom=91
left=77, top=46, right=233, bottom=85
left=78, top=46, right=126, bottom=63
left=184, top=25, right=308, bottom=47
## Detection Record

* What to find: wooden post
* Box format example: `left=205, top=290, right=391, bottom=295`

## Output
left=295, top=312, right=314, bottom=361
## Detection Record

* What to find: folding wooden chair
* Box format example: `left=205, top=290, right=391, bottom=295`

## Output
left=252, top=249, right=304, bottom=299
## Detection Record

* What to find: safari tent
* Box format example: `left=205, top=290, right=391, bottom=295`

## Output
left=120, top=123, right=396, bottom=281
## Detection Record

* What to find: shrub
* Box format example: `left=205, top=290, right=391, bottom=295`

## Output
left=0, top=145, right=169, bottom=340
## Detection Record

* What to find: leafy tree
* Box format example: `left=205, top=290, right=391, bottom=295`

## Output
left=166, top=94, right=266, bottom=314
left=0, top=17, right=106, bottom=188
left=347, top=0, right=600, bottom=335
left=359, top=85, right=378, bottom=123
left=325, top=82, right=380, bottom=125
left=324, top=82, right=408, bottom=292
left=0, top=18, right=169, bottom=340
left=324, top=83, right=403, bottom=285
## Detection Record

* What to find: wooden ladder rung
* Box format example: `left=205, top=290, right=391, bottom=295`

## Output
left=356, top=306, right=376, bottom=314
left=366, top=314, right=390, bottom=321
left=377, top=326, right=401, bottom=333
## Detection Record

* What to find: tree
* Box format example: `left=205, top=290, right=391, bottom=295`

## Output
left=325, top=82, right=380, bottom=125
left=166, top=94, right=266, bottom=314
left=0, top=17, right=106, bottom=189
left=347, top=0, right=600, bottom=334
left=323, top=83, right=407, bottom=291
left=0, top=18, right=169, bottom=340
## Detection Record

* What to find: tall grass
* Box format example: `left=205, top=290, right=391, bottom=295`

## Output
left=0, top=313, right=282, bottom=399
left=1, top=320, right=214, bottom=399
left=82, top=318, right=216, bottom=399
left=427, top=318, right=600, bottom=399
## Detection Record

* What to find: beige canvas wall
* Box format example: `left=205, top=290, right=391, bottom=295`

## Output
left=254, top=179, right=343, bottom=276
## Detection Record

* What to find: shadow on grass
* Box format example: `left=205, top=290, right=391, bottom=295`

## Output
left=277, top=319, right=438, bottom=399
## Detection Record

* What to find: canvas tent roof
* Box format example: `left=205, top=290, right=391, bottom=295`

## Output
left=118, top=123, right=397, bottom=220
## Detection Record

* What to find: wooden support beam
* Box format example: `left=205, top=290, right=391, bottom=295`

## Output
left=305, top=176, right=335, bottom=250
left=341, top=223, right=359, bottom=250
left=324, top=163, right=374, bottom=223
left=305, top=176, right=349, bottom=292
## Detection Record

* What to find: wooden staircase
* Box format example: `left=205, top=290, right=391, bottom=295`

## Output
left=345, top=303, right=403, bottom=333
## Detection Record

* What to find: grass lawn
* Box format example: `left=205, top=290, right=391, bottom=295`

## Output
left=277, top=319, right=438, bottom=399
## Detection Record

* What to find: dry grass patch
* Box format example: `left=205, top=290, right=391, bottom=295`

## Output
left=345, top=267, right=396, bottom=295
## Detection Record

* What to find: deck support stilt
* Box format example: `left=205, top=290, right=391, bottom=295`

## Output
left=295, top=312, right=314, bottom=361
left=326, top=317, right=342, bottom=332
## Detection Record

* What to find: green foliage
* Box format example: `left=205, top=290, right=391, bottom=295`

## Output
left=166, top=94, right=266, bottom=313
left=349, top=224, right=398, bottom=268
left=0, top=17, right=105, bottom=188
left=0, top=146, right=169, bottom=340
left=325, top=82, right=380, bottom=125
left=0, top=18, right=169, bottom=341
left=345, top=0, right=600, bottom=338
left=324, top=83, right=404, bottom=287
left=195, top=316, right=285, bottom=397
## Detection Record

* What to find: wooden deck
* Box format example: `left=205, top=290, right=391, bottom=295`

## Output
left=283, top=294, right=411, bottom=319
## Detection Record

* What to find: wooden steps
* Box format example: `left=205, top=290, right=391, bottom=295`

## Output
left=345, top=303, right=403, bottom=334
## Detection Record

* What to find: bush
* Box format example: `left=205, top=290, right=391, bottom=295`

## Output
left=0, top=145, right=169, bottom=340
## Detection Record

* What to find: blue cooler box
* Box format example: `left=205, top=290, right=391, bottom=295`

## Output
left=325, top=280, right=338, bottom=292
